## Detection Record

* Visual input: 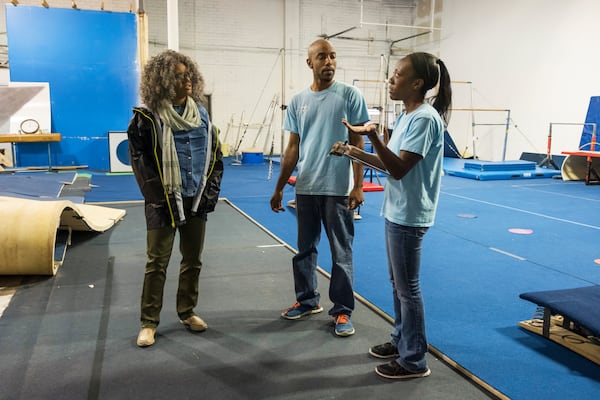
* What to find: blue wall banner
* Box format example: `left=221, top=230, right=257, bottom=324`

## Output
left=6, top=5, right=139, bottom=170
left=580, top=96, right=600, bottom=151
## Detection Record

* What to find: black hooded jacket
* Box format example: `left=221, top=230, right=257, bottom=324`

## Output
left=127, top=106, right=224, bottom=229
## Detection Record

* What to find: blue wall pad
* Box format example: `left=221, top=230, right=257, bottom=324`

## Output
left=444, top=130, right=462, bottom=158
left=580, top=96, right=600, bottom=151
left=6, top=5, right=138, bottom=170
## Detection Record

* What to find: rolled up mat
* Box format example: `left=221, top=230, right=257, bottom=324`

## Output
left=0, top=196, right=125, bottom=275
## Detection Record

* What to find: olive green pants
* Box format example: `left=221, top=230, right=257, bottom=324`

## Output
left=140, top=215, right=206, bottom=328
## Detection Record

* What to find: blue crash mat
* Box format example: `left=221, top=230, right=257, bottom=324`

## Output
left=520, top=285, right=600, bottom=337
left=464, top=160, right=536, bottom=171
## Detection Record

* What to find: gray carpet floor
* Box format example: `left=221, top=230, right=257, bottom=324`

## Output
left=0, top=201, right=493, bottom=400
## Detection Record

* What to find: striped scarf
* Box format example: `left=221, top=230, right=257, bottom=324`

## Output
left=157, top=96, right=201, bottom=194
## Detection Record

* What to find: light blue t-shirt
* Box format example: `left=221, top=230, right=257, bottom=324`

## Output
left=382, top=103, right=444, bottom=227
left=283, top=81, right=369, bottom=196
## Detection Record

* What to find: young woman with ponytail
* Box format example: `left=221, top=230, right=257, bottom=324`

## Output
left=331, top=52, right=452, bottom=379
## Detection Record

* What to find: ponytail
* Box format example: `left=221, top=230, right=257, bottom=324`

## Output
left=407, top=52, right=453, bottom=126
left=432, top=59, right=452, bottom=126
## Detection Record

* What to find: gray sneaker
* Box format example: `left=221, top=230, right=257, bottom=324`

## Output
left=375, top=361, right=431, bottom=379
left=369, top=342, right=399, bottom=359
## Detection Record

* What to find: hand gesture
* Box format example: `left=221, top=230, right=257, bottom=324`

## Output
left=342, top=118, right=377, bottom=136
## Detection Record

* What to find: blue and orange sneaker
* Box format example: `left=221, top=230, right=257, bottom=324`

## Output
left=334, top=314, right=355, bottom=336
left=281, top=302, right=323, bottom=320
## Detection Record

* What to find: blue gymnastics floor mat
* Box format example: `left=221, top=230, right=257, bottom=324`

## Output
left=220, top=161, right=600, bottom=400
left=0, top=171, right=77, bottom=199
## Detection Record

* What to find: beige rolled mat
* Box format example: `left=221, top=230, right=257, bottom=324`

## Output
left=561, top=154, right=600, bottom=181
left=0, top=196, right=125, bottom=275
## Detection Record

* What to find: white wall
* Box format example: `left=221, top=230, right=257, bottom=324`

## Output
left=440, top=0, right=600, bottom=161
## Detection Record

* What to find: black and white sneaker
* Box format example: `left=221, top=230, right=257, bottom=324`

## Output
left=375, top=361, right=431, bottom=380
left=369, top=342, right=399, bottom=359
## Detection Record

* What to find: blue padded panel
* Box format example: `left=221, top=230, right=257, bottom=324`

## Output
left=520, top=285, right=600, bottom=337
left=444, top=130, right=462, bottom=158
left=5, top=5, right=138, bottom=170
left=580, top=96, right=600, bottom=151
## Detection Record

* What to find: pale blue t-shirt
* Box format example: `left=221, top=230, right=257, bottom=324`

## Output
left=382, top=103, right=444, bottom=227
left=283, top=81, right=369, bottom=196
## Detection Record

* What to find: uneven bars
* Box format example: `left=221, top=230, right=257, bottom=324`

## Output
left=449, top=107, right=511, bottom=161
left=548, top=121, right=597, bottom=154
left=352, top=79, right=386, bottom=84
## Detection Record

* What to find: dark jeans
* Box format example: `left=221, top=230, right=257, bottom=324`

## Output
left=140, top=210, right=206, bottom=328
left=293, top=194, right=355, bottom=316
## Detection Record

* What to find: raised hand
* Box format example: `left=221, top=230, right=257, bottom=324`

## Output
left=341, top=118, right=377, bottom=135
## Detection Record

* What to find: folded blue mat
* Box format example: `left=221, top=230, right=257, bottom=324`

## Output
left=520, top=285, right=600, bottom=337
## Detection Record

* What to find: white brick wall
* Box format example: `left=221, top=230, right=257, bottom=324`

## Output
left=1, top=0, right=425, bottom=154
left=143, top=0, right=421, bottom=154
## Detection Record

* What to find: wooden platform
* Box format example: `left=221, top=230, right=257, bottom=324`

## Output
left=0, top=133, right=61, bottom=143
left=0, top=133, right=62, bottom=169
left=519, top=316, right=600, bottom=365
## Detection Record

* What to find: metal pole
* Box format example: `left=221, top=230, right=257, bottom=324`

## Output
left=167, top=0, right=179, bottom=51
left=469, top=82, right=475, bottom=159
left=502, top=109, right=510, bottom=161
left=281, top=47, right=286, bottom=159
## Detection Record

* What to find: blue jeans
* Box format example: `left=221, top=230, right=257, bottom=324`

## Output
left=292, top=194, right=355, bottom=316
left=385, top=219, right=429, bottom=372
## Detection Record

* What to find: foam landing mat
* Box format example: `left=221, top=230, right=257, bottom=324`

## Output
left=444, top=158, right=561, bottom=180
left=464, top=160, right=536, bottom=171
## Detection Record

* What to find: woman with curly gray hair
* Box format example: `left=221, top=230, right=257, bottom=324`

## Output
left=139, top=50, right=207, bottom=110
left=127, top=49, right=223, bottom=347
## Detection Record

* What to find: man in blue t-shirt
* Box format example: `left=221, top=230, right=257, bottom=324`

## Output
left=269, top=39, right=369, bottom=337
